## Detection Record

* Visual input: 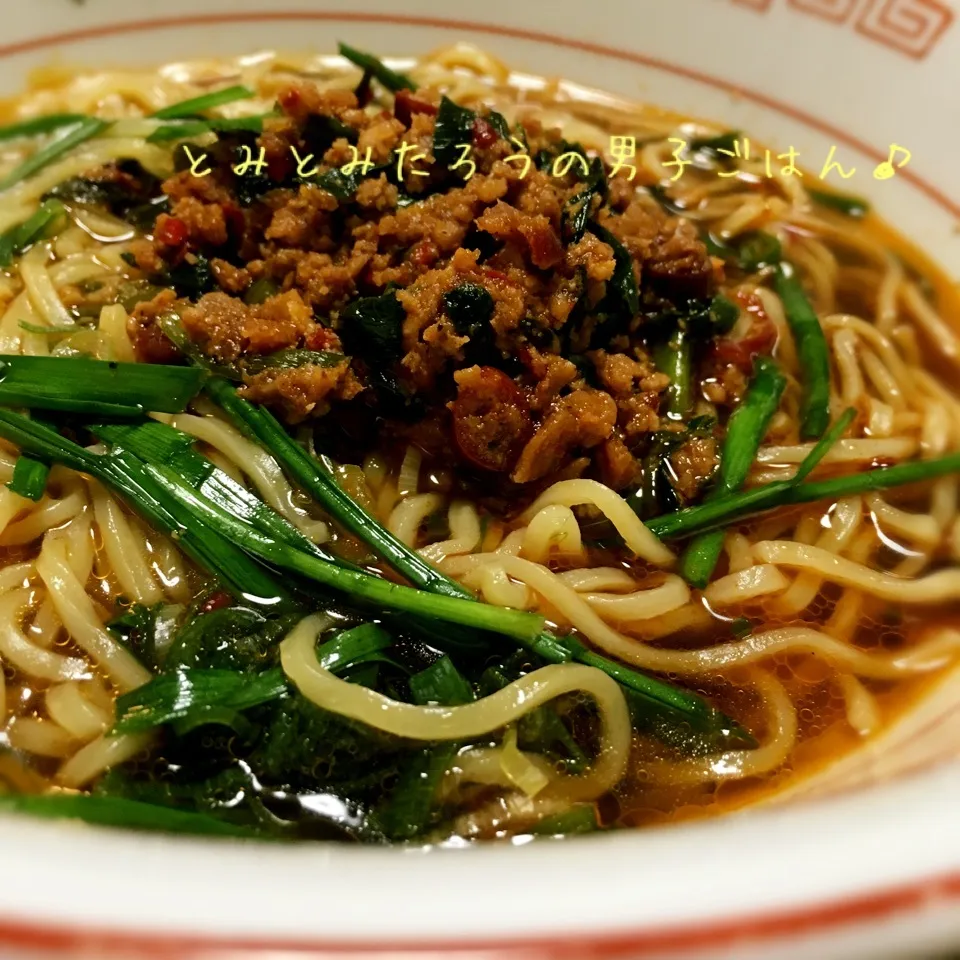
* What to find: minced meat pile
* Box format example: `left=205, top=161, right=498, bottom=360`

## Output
left=119, top=80, right=778, bottom=510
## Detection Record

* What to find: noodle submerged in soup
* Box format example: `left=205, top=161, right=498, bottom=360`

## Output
left=0, top=45, right=957, bottom=842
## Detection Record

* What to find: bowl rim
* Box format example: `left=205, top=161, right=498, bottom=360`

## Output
left=0, top=869, right=957, bottom=958
left=2, top=761, right=960, bottom=958
left=0, top=7, right=956, bottom=221
left=1, top=11, right=959, bottom=958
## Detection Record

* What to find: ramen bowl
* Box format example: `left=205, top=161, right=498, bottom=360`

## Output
left=0, top=2, right=959, bottom=958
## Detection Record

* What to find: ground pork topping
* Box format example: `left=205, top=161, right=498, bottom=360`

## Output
left=123, top=77, right=741, bottom=500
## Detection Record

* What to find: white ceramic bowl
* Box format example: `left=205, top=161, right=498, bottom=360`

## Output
left=1, top=3, right=959, bottom=958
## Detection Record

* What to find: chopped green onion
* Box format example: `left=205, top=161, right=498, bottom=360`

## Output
left=114, top=667, right=289, bottom=734
left=654, top=328, right=693, bottom=420
left=408, top=655, right=475, bottom=706
left=244, top=348, right=346, bottom=373
left=316, top=623, right=395, bottom=672
left=793, top=407, right=856, bottom=484
left=90, top=419, right=334, bottom=562
left=337, top=42, right=416, bottom=92
left=7, top=455, right=49, bottom=501
left=774, top=262, right=831, bottom=439
left=151, top=85, right=255, bottom=120
left=0, top=356, right=205, bottom=416
left=736, top=232, right=782, bottom=272
left=648, top=427, right=954, bottom=542
left=0, top=118, right=109, bottom=193
left=146, top=115, right=267, bottom=143
left=807, top=187, right=870, bottom=218
left=680, top=356, right=787, bottom=588
left=17, top=321, right=76, bottom=336
left=139, top=456, right=547, bottom=642
left=0, top=199, right=68, bottom=267
left=0, top=113, right=87, bottom=143
left=0, top=411, right=293, bottom=607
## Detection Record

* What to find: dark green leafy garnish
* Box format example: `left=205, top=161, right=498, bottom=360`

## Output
left=379, top=655, right=474, bottom=840
left=315, top=164, right=384, bottom=202
left=562, top=156, right=606, bottom=244
left=632, top=416, right=717, bottom=520
left=44, top=162, right=165, bottom=232
left=0, top=793, right=262, bottom=838
left=117, top=281, right=167, bottom=313
left=530, top=804, right=600, bottom=836
left=243, top=278, right=280, bottom=305
left=736, top=232, right=783, bottom=271
left=589, top=222, right=639, bottom=316
left=486, top=111, right=511, bottom=140
left=647, top=184, right=687, bottom=216
left=340, top=291, right=406, bottom=398
left=107, top=602, right=178, bottom=672
left=316, top=623, right=399, bottom=673
left=433, top=96, right=477, bottom=168
left=443, top=283, right=495, bottom=340
left=303, top=114, right=359, bottom=152
left=7, top=455, right=49, bottom=501
left=162, top=253, right=216, bottom=299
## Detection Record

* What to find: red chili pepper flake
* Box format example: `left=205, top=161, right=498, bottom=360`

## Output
left=155, top=215, right=188, bottom=248
left=482, top=266, right=510, bottom=284
left=278, top=87, right=302, bottom=116
left=409, top=239, right=440, bottom=268
left=472, top=116, right=498, bottom=150
left=222, top=202, right=247, bottom=241
left=451, top=366, right=533, bottom=472
left=394, top=89, right=438, bottom=127
left=305, top=326, right=340, bottom=351
left=199, top=591, right=232, bottom=614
